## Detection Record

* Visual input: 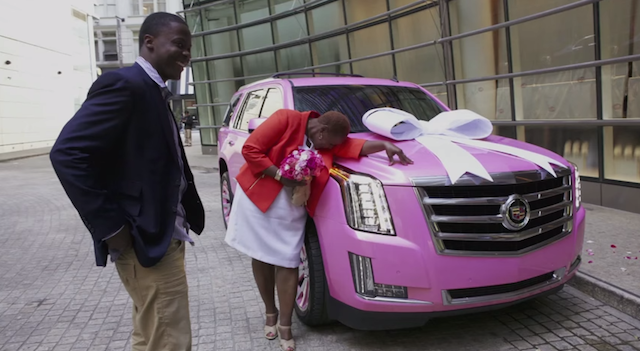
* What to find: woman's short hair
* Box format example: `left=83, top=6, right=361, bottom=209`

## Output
left=318, top=111, right=351, bottom=138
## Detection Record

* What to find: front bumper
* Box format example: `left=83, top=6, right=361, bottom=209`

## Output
left=313, top=182, right=587, bottom=330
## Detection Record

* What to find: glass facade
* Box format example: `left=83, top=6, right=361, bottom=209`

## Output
left=181, top=0, right=640, bottom=196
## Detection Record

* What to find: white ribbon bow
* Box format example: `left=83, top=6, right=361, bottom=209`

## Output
left=362, top=107, right=566, bottom=184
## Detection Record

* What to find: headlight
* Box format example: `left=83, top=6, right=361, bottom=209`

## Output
left=573, top=163, right=582, bottom=209
left=330, top=166, right=395, bottom=235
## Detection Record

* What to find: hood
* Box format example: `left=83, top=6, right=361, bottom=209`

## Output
left=335, top=133, right=571, bottom=186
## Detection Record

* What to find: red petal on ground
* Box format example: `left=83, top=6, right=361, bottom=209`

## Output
left=611, top=244, right=617, bottom=248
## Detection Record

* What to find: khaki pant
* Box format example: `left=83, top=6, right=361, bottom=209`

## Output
left=184, top=129, right=192, bottom=146
left=116, top=240, right=191, bottom=351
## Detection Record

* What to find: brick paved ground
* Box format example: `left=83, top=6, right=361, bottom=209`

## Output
left=1, top=155, right=640, bottom=351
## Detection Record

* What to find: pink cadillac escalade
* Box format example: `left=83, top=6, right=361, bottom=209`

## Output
left=217, top=73, right=585, bottom=331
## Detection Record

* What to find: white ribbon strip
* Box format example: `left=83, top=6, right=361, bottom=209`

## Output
left=362, top=108, right=566, bottom=183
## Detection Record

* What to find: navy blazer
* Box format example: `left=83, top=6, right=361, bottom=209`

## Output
left=50, top=63, right=205, bottom=267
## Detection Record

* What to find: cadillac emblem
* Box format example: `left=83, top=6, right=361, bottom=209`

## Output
left=501, top=194, right=530, bottom=230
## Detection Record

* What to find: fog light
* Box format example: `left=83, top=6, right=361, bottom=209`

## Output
left=349, top=253, right=408, bottom=299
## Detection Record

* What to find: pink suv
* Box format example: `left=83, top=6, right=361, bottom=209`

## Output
left=217, top=73, right=585, bottom=330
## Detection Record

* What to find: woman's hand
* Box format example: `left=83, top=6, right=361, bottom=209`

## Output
left=384, top=142, right=413, bottom=165
left=280, top=176, right=307, bottom=188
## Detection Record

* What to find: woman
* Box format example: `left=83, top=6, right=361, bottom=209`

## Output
left=224, top=109, right=412, bottom=351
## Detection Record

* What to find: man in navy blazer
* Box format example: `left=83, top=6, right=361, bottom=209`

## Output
left=50, top=12, right=204, bottom=351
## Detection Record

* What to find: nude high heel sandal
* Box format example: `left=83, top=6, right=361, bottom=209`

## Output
left=277, top=323, right=295, bottom=351
left=264, top=313, right=278, bottom=340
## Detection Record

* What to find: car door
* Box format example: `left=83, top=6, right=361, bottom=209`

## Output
left=225, top=86, right=284, bottom=190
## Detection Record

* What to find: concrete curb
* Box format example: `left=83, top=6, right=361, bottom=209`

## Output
left=568, top=271, right=640, bottom=320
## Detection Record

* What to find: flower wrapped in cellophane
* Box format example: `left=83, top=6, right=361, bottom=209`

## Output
left=279, top=148, right=325, bottom=206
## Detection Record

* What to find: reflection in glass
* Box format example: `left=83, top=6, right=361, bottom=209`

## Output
left=307, top=1, right=345, bottom=35
left=311, top=36, right=350, bottom=74
left=239, top=23, right=273, bottom=51
left=523, top=125, right=599, bottom=177
left=192, top=62, right=215, bottom=146
left=517, top=69, right=597, bottom=120
left=236, top=0, right=269, bottom=23
left=391, top=6, right=445, bottom=85
left=272, top=13, right=308, bottom=44
left=508, top=0, right=595, bottom=71
left=352, top=57, right=394, bottom=79
left=293, top=85, right=444, bottom=132
left=242, top=52, right=277, bottom=81
left=276, top=45, right=312, bottom=72
left=599, top=0, right=640, bottom=119
left=604, top=126, right=640, bottom=182
left=454, top=81, right=512, bottom=121
left=344, top=0, right=387, bottom=24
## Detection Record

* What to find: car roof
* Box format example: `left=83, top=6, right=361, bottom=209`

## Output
left=237, top=75, right=422, bottom=92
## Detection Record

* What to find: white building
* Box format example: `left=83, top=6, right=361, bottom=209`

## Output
left=0, top=0, right=98, bottom=159
left=93, top=0, right=184, bottom=74
left=93, top=0, right=195, bottom=115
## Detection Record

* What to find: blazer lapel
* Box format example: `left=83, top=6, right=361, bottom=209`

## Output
left=137, top=70, right=180, bottom=163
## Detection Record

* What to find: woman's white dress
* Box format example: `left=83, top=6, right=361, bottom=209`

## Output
left=224, top=138, right=312, bottom=268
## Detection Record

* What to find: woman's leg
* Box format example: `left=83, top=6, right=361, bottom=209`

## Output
left=275, top=266, right=299, bottom=340
left=252, top=259, right=278, bottom=326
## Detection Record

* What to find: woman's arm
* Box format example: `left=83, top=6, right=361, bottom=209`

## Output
left=241, top=110, right=306, bottom=187
left=361, top=140, right=413, bottom=165
left=332, top=138, right=413, bottom=165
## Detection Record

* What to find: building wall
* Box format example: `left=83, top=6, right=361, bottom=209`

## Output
left=182, top=0, right=640, bottom=213
left=0, top=0, right=97, bottom=157
left=93, top=0, right=184, bottom=72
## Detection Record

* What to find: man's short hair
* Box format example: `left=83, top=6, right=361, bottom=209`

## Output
left=139, top=12, right=188, bottom=49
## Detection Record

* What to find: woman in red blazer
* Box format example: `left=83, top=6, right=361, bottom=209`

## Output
left=224, top=109, right=411, bottom=351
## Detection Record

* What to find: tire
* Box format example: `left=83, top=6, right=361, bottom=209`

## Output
left=220, top=171, right=234, bottom=229
left=294, top=221, right=332, bottom=326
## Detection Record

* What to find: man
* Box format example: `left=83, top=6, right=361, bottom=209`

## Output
left=182, top=110, right=194, bottom=146
left=49, top=12, right=204, bottom=351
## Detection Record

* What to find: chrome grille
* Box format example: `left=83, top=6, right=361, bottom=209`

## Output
left=413, top=168, right=574, bottom=256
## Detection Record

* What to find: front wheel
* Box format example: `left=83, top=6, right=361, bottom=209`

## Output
left=294, top=222, right=331, bottom=326
left=220, top=171, right=233, bottom=228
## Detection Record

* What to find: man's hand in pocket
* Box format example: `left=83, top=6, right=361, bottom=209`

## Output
left=105, top=225, right=132, bottom=251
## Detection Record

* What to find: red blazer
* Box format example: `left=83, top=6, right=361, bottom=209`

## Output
left=237, top=109, right=365, bottom=216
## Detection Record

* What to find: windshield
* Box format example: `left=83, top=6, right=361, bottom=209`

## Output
left=293, top=85, right=445, bottom=133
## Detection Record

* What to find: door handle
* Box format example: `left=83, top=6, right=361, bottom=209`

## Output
left=228, top=140, right=235, bottom=146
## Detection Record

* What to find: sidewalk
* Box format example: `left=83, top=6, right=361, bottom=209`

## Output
left=184, top=131, right=640, bottom=317
left=570, top=204, right=640, bottom=319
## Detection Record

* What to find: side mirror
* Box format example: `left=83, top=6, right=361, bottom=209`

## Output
left=248, top=117, right=267, bottom=133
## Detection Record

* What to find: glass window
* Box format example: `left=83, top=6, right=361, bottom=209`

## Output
left=143, top=0, right=154, bottom=15
left=311, top=35, right=350, bottom=74
left=517, top=69, right=597, bottom=120
left=293, top=85, right=444, bottom=133
left=157, top=0, right=166, bottom=12
left=604, top=126, right=640, bottom=183
left=203, top=2, right=236, bottom=30
left=272, top=14, right=308, bottom=44
left=508, top=0, right=595, bottom=72
left=522, top=125, right=599, bottom=177
left=349, top=23, right=393, bottom=78
left=223, top=93, right=242, bottom=126
left=204, top=31, right=240, bottom=56
left=276, top=44, right=312, bottom=72
left=307, top=1, right=345, bottom=35
left=261, top=88, right=284, bottom=117
left=392, top=6, right=446, bottom=85
left=599, top=0, right=640, bottom=119
left=389, top=0, right=437, bottom=12
left=236, top=90, right=267, bottom=131
left=344, top=0, right=387, bottom=24
left=131, top=0, right=140, bottom=15
left=242, top=52, right=277, bottom=80
left=239, top=23, right=273, bottom=51
left=236, top=0, right=269, bottom=23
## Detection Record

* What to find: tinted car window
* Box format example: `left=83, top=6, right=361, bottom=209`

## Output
left=293, top=85, right=444, bottom=133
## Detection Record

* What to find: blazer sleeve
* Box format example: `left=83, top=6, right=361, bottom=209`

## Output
left=242, top=109, right=291, bottom=175
left=49, top=71, right=134, bottom=242
left=331, top=137, right=366, bottom=159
